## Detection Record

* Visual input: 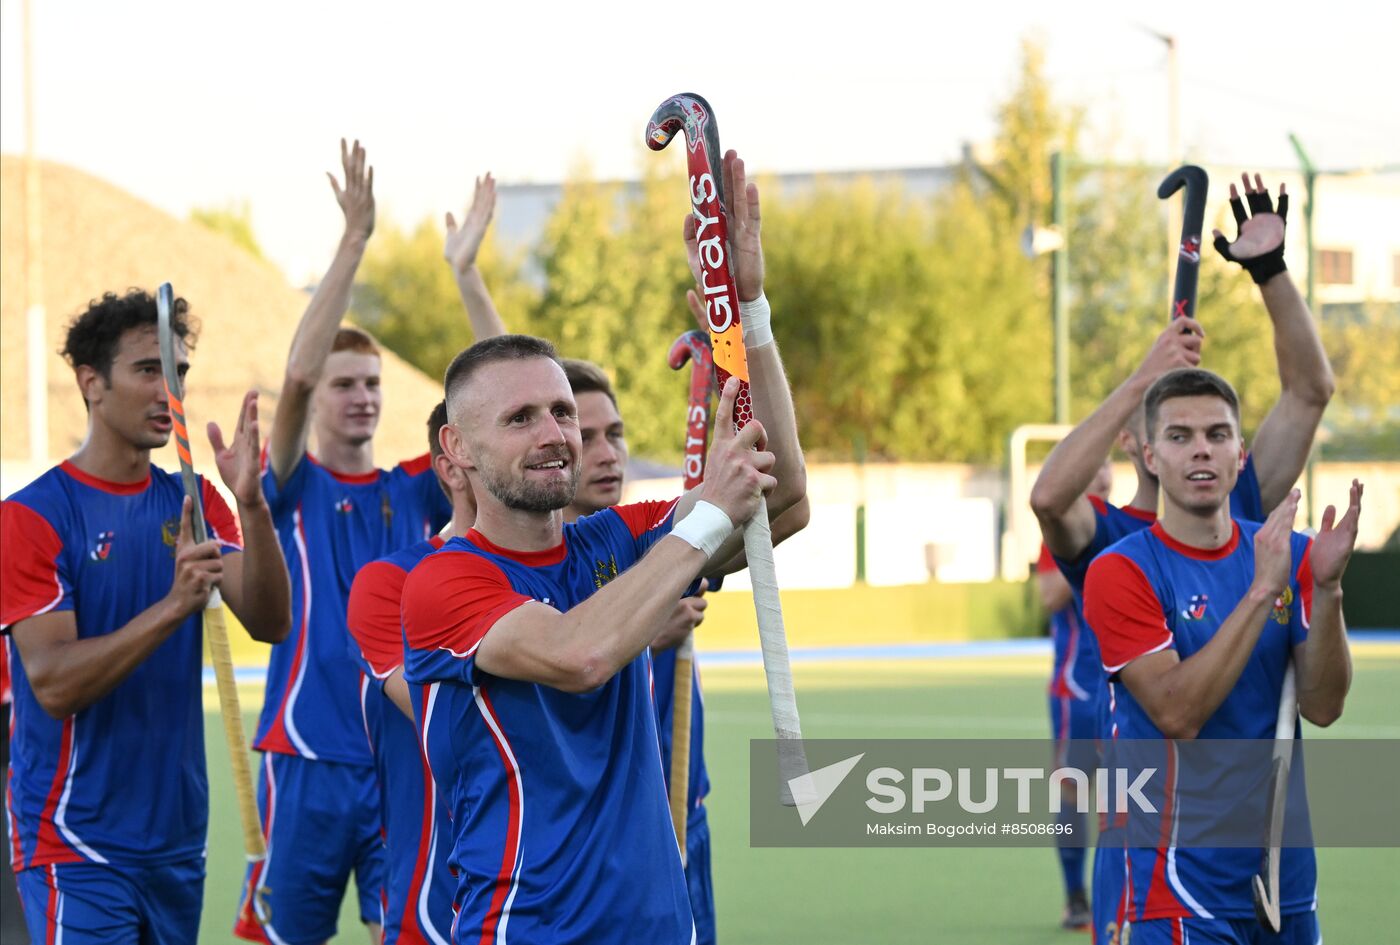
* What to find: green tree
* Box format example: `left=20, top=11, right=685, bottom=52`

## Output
left=352, top=214, right=536, bottom=383
left=528, top=158, right=696, bottom=460
left=191, top=202, right=265, bottom=260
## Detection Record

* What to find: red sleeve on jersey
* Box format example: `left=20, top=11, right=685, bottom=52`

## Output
left=1084, top=552, right=1173, bottom=673
left=397, top=453, right=432, bottom=476
left=1036, top=544, right=1055, bottom=573
left=348, top=561, right=410, bottom=677
left=612, top=498, right=681, bottom=539
left=1295, top=538, right=1314, bottom=629
left=0, top=502, right=69, bottom=628
left=200, top=478, right=244, bottom=552
left=1087, top=494, right=1109, bottom=516
left=401, top=552, right=532, bottom=659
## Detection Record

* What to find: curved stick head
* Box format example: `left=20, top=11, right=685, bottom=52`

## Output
left=1157, top=164, right=1209, bottom=201
left=668, top=329, right=713, bottom=372
left=155, top=282, right=182, bottom=399
left=646, top=92, right=715, bottom=152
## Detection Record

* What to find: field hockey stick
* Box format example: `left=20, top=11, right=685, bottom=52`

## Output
left=1157, top=165, right=1209, bottom=322
left=1252, top=660, right=1297, bottom=933
left=157, top=283, right=266, bottom=865
left=666, top=328, right=718, bottom=861
left=647, top=92, right=812, bottom=806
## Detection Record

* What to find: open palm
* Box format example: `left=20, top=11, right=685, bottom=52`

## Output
left=209, top=391, right=263, bottom=507
left=1310, top=480, right=1363, bottom=589
left=445, top=173, right=496, bottom=275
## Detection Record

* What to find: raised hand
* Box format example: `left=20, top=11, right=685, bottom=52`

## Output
left=699, top=378, right=776, bottom=526
left=167, top=496, right=224, bottom=618
left=1252, top=488, right=1300, bottom=598
left=444, top=172, right=497, bottom=276
left=1310, top=480, right=1363, bottom=590
left=722, top=150, right=765, bottom=302
left=208, top=390, right=264, bottom=508
left=327, top=138, right=375, bottom=242
left=1212, top=173, right=1287, bottom=284
left=1134, top=316, right=1204, bottom=384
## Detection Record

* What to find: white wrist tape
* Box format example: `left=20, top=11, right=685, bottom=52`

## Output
left=740, top=293, right=773, bottom=348
left=671, top=501, right=734, bottom=560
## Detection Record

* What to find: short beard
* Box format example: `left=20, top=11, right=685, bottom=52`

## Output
left=480, top=463, right=580, bottom=513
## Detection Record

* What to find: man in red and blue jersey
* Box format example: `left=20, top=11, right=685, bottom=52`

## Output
left=440, top=174, right=791, bottom=945
left=1, top=289, right=291, bottom=943
left=1084, top=368, right=1360, bottom=944
left=1036, top=460, right=1112, bottom=929
left=402, top=151, right=806, bottom=945
left=1029, top=174, right=1333, bottom=944
left=235, top=141, right=453, bottom=945
left=346, top=402, right=473, bottom=945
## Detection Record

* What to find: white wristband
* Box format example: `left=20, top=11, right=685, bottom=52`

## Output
left=740, top=292, right=773, bottom=348
left=671, top=500, right=734, bottom=560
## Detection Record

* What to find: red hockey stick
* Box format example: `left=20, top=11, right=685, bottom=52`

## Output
left=667, top=328, right=716, bottom=862
left=647, top=92, right=811, bottom=806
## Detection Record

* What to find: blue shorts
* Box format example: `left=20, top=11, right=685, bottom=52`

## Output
left=17, top=858, right=204, bottom=945
left=685, top=806, right=716, bottom=945
left=234, top=753, right=385, bottom=945
left=1126, top=913, right=1320, bottom=945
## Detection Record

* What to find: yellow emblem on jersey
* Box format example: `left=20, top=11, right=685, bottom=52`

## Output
left=162, top=517, right=180, bottom=556
left=593, top=555, right=619, bottom=590
left=1271, top=586, right=1294, bottom=625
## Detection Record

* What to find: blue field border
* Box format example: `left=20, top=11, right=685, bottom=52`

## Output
left=208, top=629, right=1400, bottom=685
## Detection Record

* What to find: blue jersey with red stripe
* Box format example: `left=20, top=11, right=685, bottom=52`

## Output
left=1084, top=519, right=1316, bottom=922
left=1038, top=545, right=1098, bottom=702
left=1050, top=456, right=1265, bottom=730
left=0, top=461, right=242, bottom=869
left=254, top=454, right=450, bottom=765
left=402, top=501, right=694, bottom=945
left=347, top=536, right=455, bottom=945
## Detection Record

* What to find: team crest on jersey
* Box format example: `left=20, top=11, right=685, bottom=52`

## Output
left=89, top=531, right=116, bottom=561
left=162, top=517, right=180, bottom=555
left=381, top=491, right=393, bottom=529
left=1181, top=594, right=1209, bottom=620
left=1271, top=586, right=1294, bottom=625
left=593, top=555, right=619, bottom=589
left=335, top=497, right=354, bottom=514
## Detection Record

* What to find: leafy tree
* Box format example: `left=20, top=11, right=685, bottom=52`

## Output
left=352, top=214, right=537, bottom=383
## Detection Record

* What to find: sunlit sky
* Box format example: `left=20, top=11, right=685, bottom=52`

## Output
left=3, top=0, right=1397, bottom=281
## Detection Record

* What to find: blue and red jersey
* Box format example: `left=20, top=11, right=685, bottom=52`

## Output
left=254, top=454, right=451, bottom=765
left=402, top=500, right=694, bottom=945
left=0, top=461, right=242, bottom=869
left=1084, top=518, right=1316, bottom=921
left=1038, top=544, right=1099, bottom=703
left=346, top=535, right=455, bottom=945
left=1049, top=457, right=1265, bottom=727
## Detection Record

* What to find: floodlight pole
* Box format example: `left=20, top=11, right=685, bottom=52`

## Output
left=1051, top=151, right=1069, bottom=425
